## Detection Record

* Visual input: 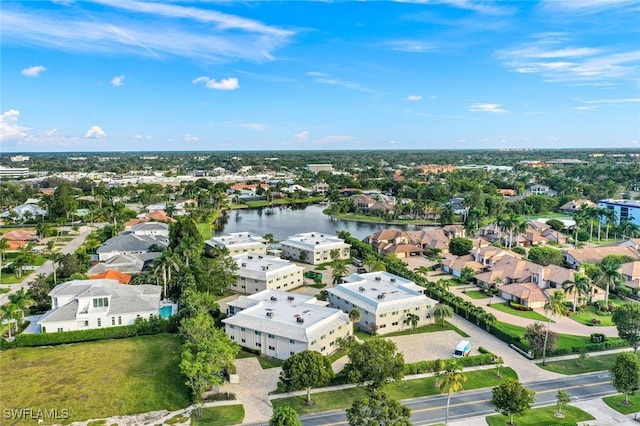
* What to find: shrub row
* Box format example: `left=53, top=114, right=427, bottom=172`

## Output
left=0, top=316, right=176, bottom=350
left=404, top=353, right=499, bottom=375
left=591, top=333, right=607, bottom=343
left=549, top=339, right=628, bottom=356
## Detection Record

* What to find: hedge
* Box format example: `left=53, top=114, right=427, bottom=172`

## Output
left=0, top=316, right=176, bottom=350
left=404, top=353, right=499, bottom=375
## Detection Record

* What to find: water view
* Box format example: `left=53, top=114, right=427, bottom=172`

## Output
left=215, top=204, right=435, bottom=241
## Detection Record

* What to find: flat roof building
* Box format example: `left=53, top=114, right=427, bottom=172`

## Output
left=281, top=232, right=350, bottom=265
left=327, top=271, right=437, bottom=335
left=223, top=290, right=351, bottom=360
left=205, top=232, right=268, bottom=256
left=232, top=253, right=305, bottom=294
left=598, top=199, right=640, bottom=227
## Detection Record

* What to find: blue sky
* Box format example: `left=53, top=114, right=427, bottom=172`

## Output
left=1, top=0, right=639, bottom=152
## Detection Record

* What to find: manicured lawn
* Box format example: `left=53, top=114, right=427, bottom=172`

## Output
left=486, top=404, right=594, bottom=425
left=197, top=222, right=212, bottom=240
left=355, top=321, right=469, bottom=341
left=272, top=367, right=516, bottom=415
left=603, top=393, right=640, bottom=414
left=569, top=305, right=614, bottom=327
left=464, top=290, right=490, bottom=299
left=539, top=352, right=633, bottom=375
left=212, top=290, right=235, bottom=301
left=191, top=405, right=245, bottom=426
left=489, top=303, right=553, bottom=322
left=0, top=286, right=10, bottom=294
left=257, top=356, right=283, bottom=369
left=0, top=334, right=190, bottom=424
left=1, top=270, right=34, bottom=284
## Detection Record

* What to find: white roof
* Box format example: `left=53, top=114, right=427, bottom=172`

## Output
left=281, top=232, right=349, bottom=250
left=329, top=271, right=435, bottom=315
left=233, top=253, right=304, bottom=280
left=223, top=289, right=349, bottom=343
left=207, top=232, right=267, bottom=249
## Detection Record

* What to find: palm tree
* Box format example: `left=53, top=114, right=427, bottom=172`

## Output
left=593, top=258, right=625, bottom=305
left=563, top=275, right=592, bottom=312
left=433, top=304, right=453, bottom=327
left=0, top=303, right=20, bottom=340
left=406, top=312, right=419, bottom=330
left=542, top=291, right=569, bottom=366
left=439, top=360, right=467, bottom=426
left=348, top=308, right=361, bottom=323
left=364, top=255, right=386, bottom=272
left=152, top=250, right=182, bottom=299
left=483, top=312, right=497, bottom=332
left=331, top=260, right=349, bottom=285
left=0, top=238, right=10, bottom=281
left=9, top=288, right=35, bottom=326
left=602, top=209, right=616, bottom=242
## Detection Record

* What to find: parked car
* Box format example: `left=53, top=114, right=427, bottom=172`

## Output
left=453, top=340, right=471, bottom=358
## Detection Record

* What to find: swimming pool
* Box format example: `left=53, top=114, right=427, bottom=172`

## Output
left=159, top=305, right=173, bottom=319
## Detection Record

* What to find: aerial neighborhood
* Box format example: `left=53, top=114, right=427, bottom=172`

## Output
left=1, top=149, right=640, bottom=425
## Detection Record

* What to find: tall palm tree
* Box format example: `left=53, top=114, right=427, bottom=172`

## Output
left=433, top=304, right=453, bottom=327
left=593, top=258, right=625, bottom=305
left=483, top=312, right=497, bottom=332
left=348, top=308, right=361, bottom=323
left=0, top=238, right=10, bottom=281
left=439, top=360, right=467, bottom=426
left=331, top=260, right=349, bottom=285
left=364, top=255, right=386, bottom=272
left=542, top=291, right=569, bottom=366
left=602, top=209, right=617, bottom=242
left=152, top=250, right=182, bottom=299
left=0, top=303, right=21, bottom=340
left=406, top=312, right=419, bottom=330
left=9, top=288, right=35, bottom=326
left=563, top=275, right=591, bottom=312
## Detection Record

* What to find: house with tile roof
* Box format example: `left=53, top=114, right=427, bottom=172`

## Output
left=620, top=261, right=640, bottom=292
left=441, top=255, right=484, bottom=278
left=563, top=246, right=640, bottom=269
left=37, top=279, right=161, bottom=333
left=327, top=271, right=437, bottom=335
left=0, top=229, right=38, bottom=250
left=88, top=270, right=132, bottom=284
left=223, top=289, right=350, bottom=360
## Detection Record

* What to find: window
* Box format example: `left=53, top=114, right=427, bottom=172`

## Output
left=268, top=345, right=275, bottom=351
left=241, top=338, right=246, bottom=343
left=321, top=335, right=326, bottom=340
left=57, top=328, right=63, bottom=332
left=392, top=311, right=399, bottom=316
left=255, top=342, right=262, bottom=348
left=255, top=331, right=261, bottom=336
left=392, top=321, right=398, bottom=326
left=320, top=346, right=326, bottom=352
left=111, top=317, right=116, bottom=326
left=290, top=351, right=295, bottom=356
left=268, top=334, right=275, bottom=339
left=290, top=339, right=296, bottom=344
left=97, top=318, right=102, bottom=327
left=92, top=297, right=109, bottom=308
left=404, top=309, right=410, bottom=313
left=329, top=330, right=335, bottom=335
left=241, top=327, right=246, bottom=332
left=379, top=324, right=386, bottom=328
left=380, top=313, right=387, bottom=318
left=118, top=316, right=122, bottom=325
left=415, top=307, right=420, bottom=311
left=229, top=325, right=235, bottom=329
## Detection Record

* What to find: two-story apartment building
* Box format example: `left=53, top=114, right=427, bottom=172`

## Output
left=232, top=253, right=305, bottom=294
left=327, top=271, right=437, bottom=335
left=280, top=232, right=350, bottom=265
left=223, top=290, right=351, bottom=360
left=205, top=232, right=268, bottom=256
left=37, top=279, right=161, bottom=333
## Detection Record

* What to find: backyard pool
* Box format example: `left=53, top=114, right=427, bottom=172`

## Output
left=159, top=305, right=173, bottom=319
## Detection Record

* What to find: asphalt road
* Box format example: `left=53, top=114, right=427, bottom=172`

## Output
left=297, top=372, right=615, bottom=426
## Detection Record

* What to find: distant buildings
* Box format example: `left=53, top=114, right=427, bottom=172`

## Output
left=307, top=164, right=333, bottom=173
left=223, top=290, right=351, bottom=360
left=327, top=271, right=437, bottom=335
left=0, top=165, right=29, bottom=178
left=598, top=199, right=640, bottom=227
left=280, top=232, right=350, bottom=265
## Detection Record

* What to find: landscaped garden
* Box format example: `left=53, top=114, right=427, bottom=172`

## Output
left=191, top=405, right=245, bottom=426
left=0, top=334, right=190, bottom=424
left=485, top=404, right=594, bottom=425
left=353, top=320, right=469, bottom=341
left=569, top=304, right=615, bottom=327
left=271, top=367, right=516, bottom=415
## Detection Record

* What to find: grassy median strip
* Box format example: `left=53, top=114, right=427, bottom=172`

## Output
left=485, top=404, right=594, bottom=425
left=272, top=367, right=516, bottom=415
left=603, top=394, right=640, bottom=415
left=191, top=405, right=245, bottom=426
left=539, top=352, right=631, bottom=375
left=0, top=334, right=190, bottom=424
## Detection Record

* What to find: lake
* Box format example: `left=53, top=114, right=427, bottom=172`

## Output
left=215, top=204, right=435, bottom=241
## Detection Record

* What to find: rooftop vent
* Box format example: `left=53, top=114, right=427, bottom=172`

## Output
left=390, top=278, right=396, bottom=282
left=296, top=317, right=305, bottom=323
left=248, top=255, right=253, bottom=260
left=375, top=276, right=381, bottom=281
left=359, top=286, right=365, bottom=292
left=288, top=295, right=295, bottom=301
left=377, top=294, right=385, bottom=299
left=266, top=311, right=274, bottom=317
left=242, top=263, right=247, bottom=267
left=270, top=296, right=278, bottom=302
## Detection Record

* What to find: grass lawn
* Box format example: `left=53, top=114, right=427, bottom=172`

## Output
left=464, top=290, right=490, bottom=299
left=489, top=303, right=553, bottom=322
left=0, top=334, right=190, bottom=424
left=494, top=321, right=610, bottom=353
left=191, top=405, right=245, bottom=426
left=486, top=404, right=594, bottom=425
left=0, top=287, right=10, bottom=294
left=355, top=321, right=469, bottom=341
left=257, top=356, right=283, bottom=369
left=569, top=305, right=614, bottom=327
left=603, top=393, right=640, bottom=414
left=539, top=351, right=633, bottom=375
left=272, top=367, right=516, bottom=415
left=197, top=222, right=212, bottom=240
left=211, top=290, right=235, bottom=301
left=1, top=270, right=34, bottom=284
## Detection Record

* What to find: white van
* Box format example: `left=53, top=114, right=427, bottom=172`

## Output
left=453, top=340, right=471, bottom=358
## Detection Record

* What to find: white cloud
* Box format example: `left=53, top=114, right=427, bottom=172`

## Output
left=184, top=134, right=200, bottom=142
left=585, top=98, right=640, bottom=104
left=193, top=76, right=239, bottom=90
left=84, top=125, right=107, bottom=138
left=2, top=3, right=294, bottom=62
left=237, top=123, right=266, bottom=131
left=469, top=103, right=508, bottom=113
left=0, top=109, right=30, bottom=141
left=384, top=40, right=436, bottom=53
left=407, top=95, right=422, bottom=101
left=21, top=65, right=46, bottom=77
left=134, top=134, right=152, bottom=140
left=541, top=0, right=637, bottom=13
left=111, top=75, right=125, bottom=86
left=388, top=140, right=400, bottom=144
left=44, top=128, right=58, bottom=136
left=294, top=130, right=309, bottom=142
left=306, top=72, right=371, bottom=93
left=574, top=106, right=597, bottom=111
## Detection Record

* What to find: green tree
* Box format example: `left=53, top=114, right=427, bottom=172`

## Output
left=459, top=266, right=475, bottom=284
left=0, top=238, right=9, bottom=275
left=0, top=303, right=21, bottom=339
left=524, top=321, right=557, bottom=358
left=612, top=303, right=640, bottom=353
left=346, top=391, right=411, bottom=426
left=8, top=288, right=35, bottom=326
left=448, top=238, right=473, bottom=256
left=491, top=380, right=536, bottom=425
left=269, top=406, right=301, bottom=426
left=542, top=291, right=568, bottom=365
left=555, top=390, right=571, bottom=417
left=152, top=250, right=183, bottom=299
left=406, top=312, right=419, bottom=330
left=345, top=339, right=405, bottom=389
left=278, top=350, right=334, bottom=405
left=562, top=274, right=591, bottom=312
left=593, top=256, right=625, bottom=305
left=611, top=352, right=640, bottom=405
left=349, top=308, right=362, bottom=323
left=169, top=216, right=201, bottom=250
left=365, top=255, right=386, bottom=272
left=433, top=304, right=453, bottom=327
left=528, top=246, right=563, bottom=266
left=439, top=360, right=467, bottom=426
left=331, top=260, right=349, bottom=285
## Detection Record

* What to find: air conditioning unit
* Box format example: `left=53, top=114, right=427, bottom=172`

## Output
left=375, top=276, right=381, bottom=281
left=296, top=317, right=305, bottom=323
left=242, top=263, right=247, bottom=267
left=359, top=286, right=365, bottom=292
left=377, top=294, right=385, bottom=299
left=390, top=278, right=396, bottom=282
left=288, top=296, right=295, bottom=301
left=266, top=311, right=274, bottom=317
left=270, top=296, right=278, bottom=301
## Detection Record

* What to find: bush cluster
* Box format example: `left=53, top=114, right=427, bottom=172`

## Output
left=590, top=333, right=607, bottom=343
left=403, top=353, right=499, bottom=375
